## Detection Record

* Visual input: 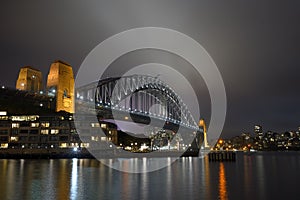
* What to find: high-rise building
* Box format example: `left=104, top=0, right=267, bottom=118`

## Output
left=47, top=60, right=74, bottom=113
left=16, top=66, right=43, bottom=93
left=199, top=118, right=209, bottom=148
left=255, top=125, right=263, bottom=139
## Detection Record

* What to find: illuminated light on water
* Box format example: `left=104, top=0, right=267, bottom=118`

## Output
left=219, top=163, right=228, bottom=200
left=70, top=159, right=78, bottom=200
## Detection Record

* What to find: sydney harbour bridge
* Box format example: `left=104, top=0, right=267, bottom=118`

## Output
left=75, top=74, right=204, bottom=157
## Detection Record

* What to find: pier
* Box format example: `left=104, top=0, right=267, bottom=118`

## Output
left=208, top=151, right=236, bottom=162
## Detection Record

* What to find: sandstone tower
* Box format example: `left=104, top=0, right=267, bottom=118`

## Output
left=16, top=66, right=43, bottom=93
left=199, top=118, right=209, bottom=148
left=47, top=60, right=74, bottom=113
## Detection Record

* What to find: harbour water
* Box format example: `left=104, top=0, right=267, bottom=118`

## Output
left=0, top=152, right=299, bottom=200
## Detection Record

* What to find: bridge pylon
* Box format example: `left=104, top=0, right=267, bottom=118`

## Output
left=199, top=118, right=209, bottom=149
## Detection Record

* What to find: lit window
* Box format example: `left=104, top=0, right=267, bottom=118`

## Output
left=70, top=143, right=78, bottom=147
left=100, top=137, right=107, bottom=141
left=31, top=123, right=39, bottom=127
left=41, top=130, right=49, bottom=135
left=12, top=123, right=20, bottom=128
left=11, top=115, right=38, bottom=121
left=0, top=143, right=8, bottom=148
left=0, top=111, right=7, bottom=116
left=50, top=129, right=59, bottom=134
left=41, top=122, right=50, bottom=128
left=81, top=143, right=90, bottom=148
left=59, top=143, right=68, bottom=148
left=91, top=123, right=100, bottom=128
left=91, top=136, right=99, bottom=141
left=0, top=116, right=8, bottom=120
left=10, top=137, right=18, bottom=142
left=100, top=124, right=107, bottom=128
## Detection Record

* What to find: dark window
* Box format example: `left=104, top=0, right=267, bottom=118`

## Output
left=11, top=129, right=19, bottom=135
left=59, top=136, right=69, bottom=141
left=29, top=129, right=39, bottom=134
left=20, top=129, right=28, bottom=134
left=19, top=136, right=27, bottom=141
left=0, top=136, right=8, bottom=142
left=0, top=129, right=9, bottom=135
left=28, top=136, right=38, bottom=141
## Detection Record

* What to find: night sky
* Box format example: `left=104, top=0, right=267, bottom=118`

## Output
left=1, top=1, right=300, bottom=138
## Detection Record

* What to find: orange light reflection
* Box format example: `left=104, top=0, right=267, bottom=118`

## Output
left=218, top=163, right=228, bottom=200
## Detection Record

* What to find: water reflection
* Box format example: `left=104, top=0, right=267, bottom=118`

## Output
left=0, top=153, right=300, bottom=199
left=100, top=157, right=176, bottom=173
left=70, top=159, right=78, bottom=200
left=218, top=163, right=228, bottom=200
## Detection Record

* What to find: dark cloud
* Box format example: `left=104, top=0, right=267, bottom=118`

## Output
left=0, top=0, right=299, bottom=137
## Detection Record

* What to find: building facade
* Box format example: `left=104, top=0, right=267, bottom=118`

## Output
left=0, top=112, right=116, bottom=151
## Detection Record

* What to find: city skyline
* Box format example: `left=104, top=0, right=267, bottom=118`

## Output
left=1, top=1, right=300, bottom=137
left=6, top=59, right=300, bottom=139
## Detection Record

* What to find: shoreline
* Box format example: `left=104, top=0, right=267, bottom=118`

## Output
left=1, top=149, right=300, bottom=159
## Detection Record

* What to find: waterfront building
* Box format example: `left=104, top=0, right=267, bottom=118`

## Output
left=0, top=111, right=120, bottom=157
left=16, top=66, right=43, bottom=93
left=47, top=60, right=75, bottom=113
left=0, top=112, right=78, bottom=149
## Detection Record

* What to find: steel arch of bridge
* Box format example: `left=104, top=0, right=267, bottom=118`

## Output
left=85, top=75, right=198, bottom=129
